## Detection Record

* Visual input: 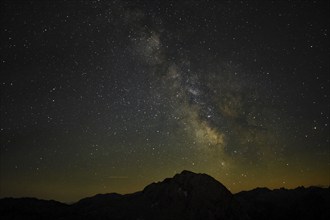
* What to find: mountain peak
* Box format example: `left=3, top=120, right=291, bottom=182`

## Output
left=179, top=170, right=196, bottom=175
left=141, top=170, right=239, bottom=218
left=144, top=170, right=230, bottom=193
left=173, top=170, right=231, bottom=192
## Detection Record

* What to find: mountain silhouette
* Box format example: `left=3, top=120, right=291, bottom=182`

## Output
left=0, top=170, right=329, bottom=220
left=236, top=186, right=330, bottom=220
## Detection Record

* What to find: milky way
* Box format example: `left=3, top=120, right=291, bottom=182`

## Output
left=1, top=0, right=329, bottom=202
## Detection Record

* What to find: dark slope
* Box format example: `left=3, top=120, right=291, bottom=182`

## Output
left=0, top=197, right=69, bottom=220
left=0, top=171, right=329, bottom=220
left=235, top=186, right=330, bottom=220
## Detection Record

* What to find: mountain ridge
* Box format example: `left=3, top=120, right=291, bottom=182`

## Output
left=1, top=170, right=329, bottom=220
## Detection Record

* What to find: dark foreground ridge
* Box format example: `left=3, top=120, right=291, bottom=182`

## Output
left=1, top=170, right=329, bottom=220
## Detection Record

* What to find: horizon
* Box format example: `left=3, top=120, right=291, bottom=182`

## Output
left=1, top=170, right=329, bottom=203
left=1, top=1, right=329, bottom=203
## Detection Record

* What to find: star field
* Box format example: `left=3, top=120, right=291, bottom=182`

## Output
left=1, top=0, right=329, bottom=202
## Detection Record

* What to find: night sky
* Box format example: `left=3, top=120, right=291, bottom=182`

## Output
left=1, top=0, right=329, bottom=202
